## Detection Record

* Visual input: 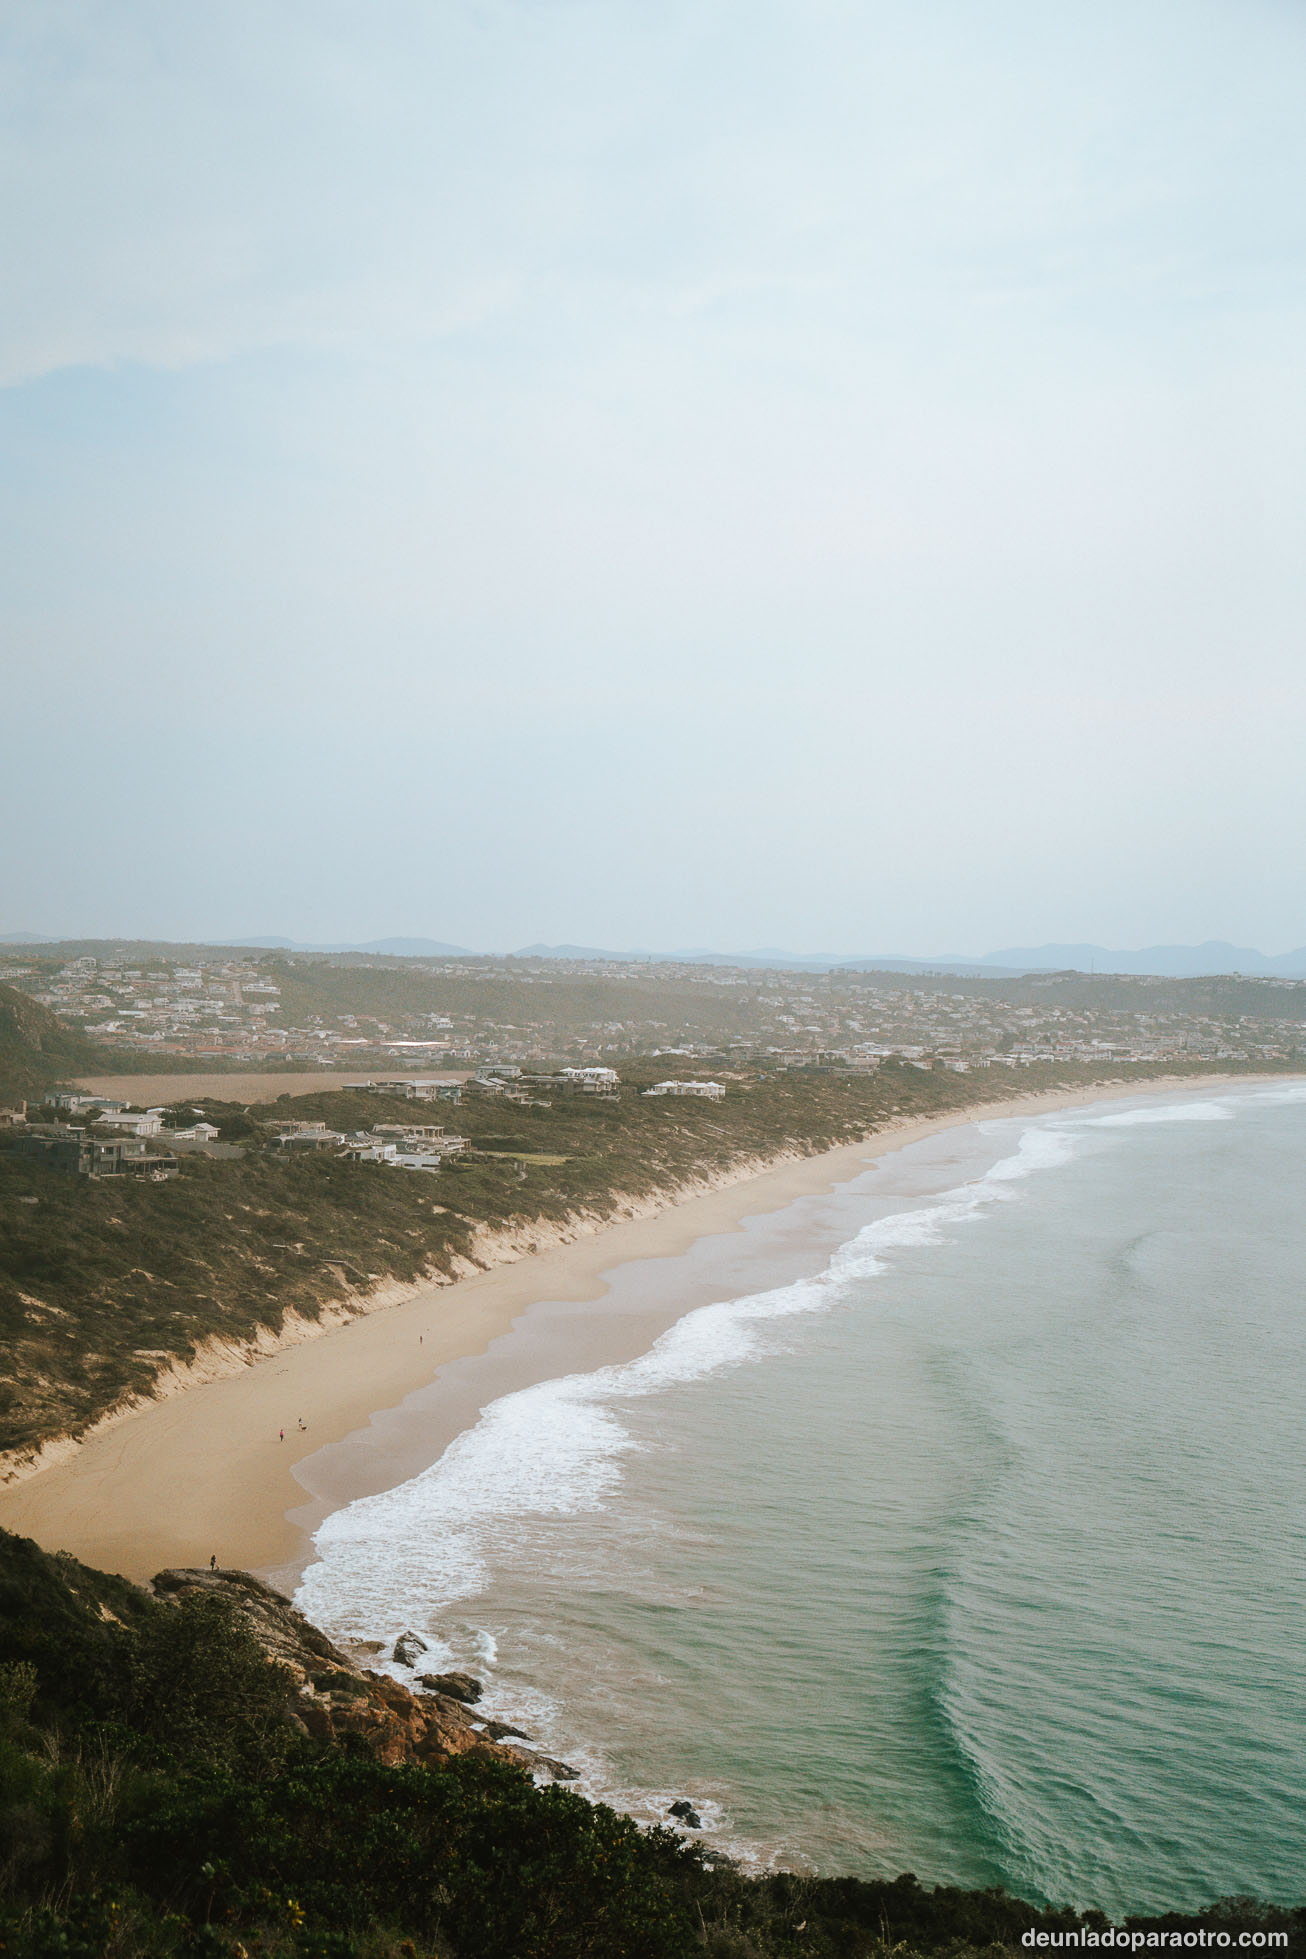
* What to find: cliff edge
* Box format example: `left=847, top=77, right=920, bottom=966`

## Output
left=150, top=1564, right=565, bottom=1778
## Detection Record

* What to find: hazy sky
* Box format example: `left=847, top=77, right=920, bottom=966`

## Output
left=4, top=1, right=1305, bottom=954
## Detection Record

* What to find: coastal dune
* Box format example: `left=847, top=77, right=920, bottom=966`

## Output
left=0, top=1077, right=1257, bottom=1588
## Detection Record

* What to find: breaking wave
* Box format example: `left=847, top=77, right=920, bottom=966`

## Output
left=295, top=1119, right=1083, bottom=1647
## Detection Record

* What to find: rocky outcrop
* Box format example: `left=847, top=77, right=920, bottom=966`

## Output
left=532, top=1753, right=580, bottom=1781
left=151, top=1568, right=538, bottom=1773
left=416, top=1669, right=482, bottom=1703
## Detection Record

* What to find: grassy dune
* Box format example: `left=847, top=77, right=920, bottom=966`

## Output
left=2, top=1057, right=1282, bottom=1460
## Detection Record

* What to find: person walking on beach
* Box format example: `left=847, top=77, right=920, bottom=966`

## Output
left=209, top=1554, right=217, bottom=1571
left=279, top=1427, right=284, bottom=1442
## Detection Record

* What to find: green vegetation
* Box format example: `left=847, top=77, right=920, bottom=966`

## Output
left=864, top=965, right=1306, bottom=1025
left=0, top=1527, right=1297, bottom=1959
left=0, top=987, right=107, bottom=1104
left=256, top=952, right=1306, bottom=1036
left=0, top=985, right=199, bottom=1105
left=2, top=971, right=1301, bottom=1952
left=0, top=1058, right=1290, bottom=1463
left=247, top=955, right=791, bottom=1050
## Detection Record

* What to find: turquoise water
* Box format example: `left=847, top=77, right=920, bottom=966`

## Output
left=297, top=1084, right=1306, bottom=1916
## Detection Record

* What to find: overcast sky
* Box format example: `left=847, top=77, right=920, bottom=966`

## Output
left=3, top=0, right=1305, bottom=956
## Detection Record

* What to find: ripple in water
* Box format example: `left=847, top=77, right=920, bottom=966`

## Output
left=297, top=1086, right=1306, bottom=1914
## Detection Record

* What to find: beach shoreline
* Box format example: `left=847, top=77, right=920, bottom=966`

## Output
left=0, top=1072, right=1285, bottom=1588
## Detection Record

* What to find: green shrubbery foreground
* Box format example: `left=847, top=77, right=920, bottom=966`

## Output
left=0, top=1531, right=1299, bottom=1959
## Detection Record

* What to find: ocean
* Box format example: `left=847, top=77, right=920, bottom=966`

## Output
left=294, top=1082, right=1306, bottom=1918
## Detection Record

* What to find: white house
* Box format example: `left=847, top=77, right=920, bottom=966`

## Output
left=341, top=1136, right=399, bottom=1163
left=95, top=1109, right=164, bottom=1137
left=273, top=1123, right=345, bottom=1151
left=48, top=1091, right=121, bottom=1115
left=643, top=1081, right=725, bottom=1100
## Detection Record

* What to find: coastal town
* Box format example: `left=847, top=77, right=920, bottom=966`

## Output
left=0, top=1064, right=735, bottom=1180
left=4, top=943, right=1302, bottom=1186
left=2, top=945, right=1302, bottom=1077
left=5, top=7, right=1300, bottom=1946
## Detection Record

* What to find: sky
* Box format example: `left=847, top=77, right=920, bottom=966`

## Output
left=3, top=0, right=1305, bottom=957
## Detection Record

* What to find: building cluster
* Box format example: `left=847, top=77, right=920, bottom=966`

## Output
left=467, top=1064, right=621, bottom=1102
left=272, top=1117, right=469, bottom=1172
left=3, top=950, right=1301, bottom=1081
left=343, top=1078, right=463, bottom=1103
left=799, top=994, right=1279, bottom=1073
left=1, top=1093, right=191, bottom=1179
left=0, top=955, right=468, bottom=1067
left=1, top=1087, right=475, bottom=1182
left=713, top=981, right=1297, bottom=1074
left=3, top=956, right=303, bottom=1059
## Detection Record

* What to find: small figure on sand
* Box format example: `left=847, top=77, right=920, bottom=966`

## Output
left=298, top=1417, right=306, bottom=1431
left=209, top=1554, right=217, bottom=1571
left=279, top=1427, right=284, bottom=1442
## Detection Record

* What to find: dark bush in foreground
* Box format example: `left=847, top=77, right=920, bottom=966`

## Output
left=1, top=1537, right=1301, bottom=1959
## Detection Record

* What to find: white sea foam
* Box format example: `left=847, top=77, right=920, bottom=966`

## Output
left=296, top=1119, right=1084, bottom=1648
left=1238, top=1080, right=1306, bottom=1106
left=981, top=1126, right=1079, bottom=1177
left=1086, top=1101, right=1234, bottom=1127
left=294, top=1089, right=1306, bottom=1889
left=298, top=1085, right=1306, bottom=1905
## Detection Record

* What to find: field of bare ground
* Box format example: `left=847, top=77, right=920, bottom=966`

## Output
left=73, top=1068, right=471, bottom=1104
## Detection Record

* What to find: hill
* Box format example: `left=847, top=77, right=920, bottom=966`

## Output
left=0, top=981, right=107, bottom=1102
left=216, top=935, right=475, bottom=955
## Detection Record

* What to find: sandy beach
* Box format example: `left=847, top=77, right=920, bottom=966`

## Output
left=0, top=1074, right=1272, bottom=1590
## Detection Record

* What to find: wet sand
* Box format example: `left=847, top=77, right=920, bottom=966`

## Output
left=0, top=1076, right=1271, bottom=1590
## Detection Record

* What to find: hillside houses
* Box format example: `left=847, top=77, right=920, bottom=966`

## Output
left=6, top=1125, right=178, bottom=1179
left=4, top=944, right=1302, bottom=1083
left=344, top=1078, right=462, bottom=1103
left=275, top=1118, right=469, bottom=1171
left=340, top=1125, right=468, bottom=1171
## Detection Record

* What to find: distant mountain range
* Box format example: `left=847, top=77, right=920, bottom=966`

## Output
left=5, top=932, right=1306, bottom=979
left=217, top=935, right=473, bottom=957
left=513, top=943, right=1004, bottom=973
left=979, top=940, right=1306, bottom=979
left=517, top=940, right=1306, bottom=978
